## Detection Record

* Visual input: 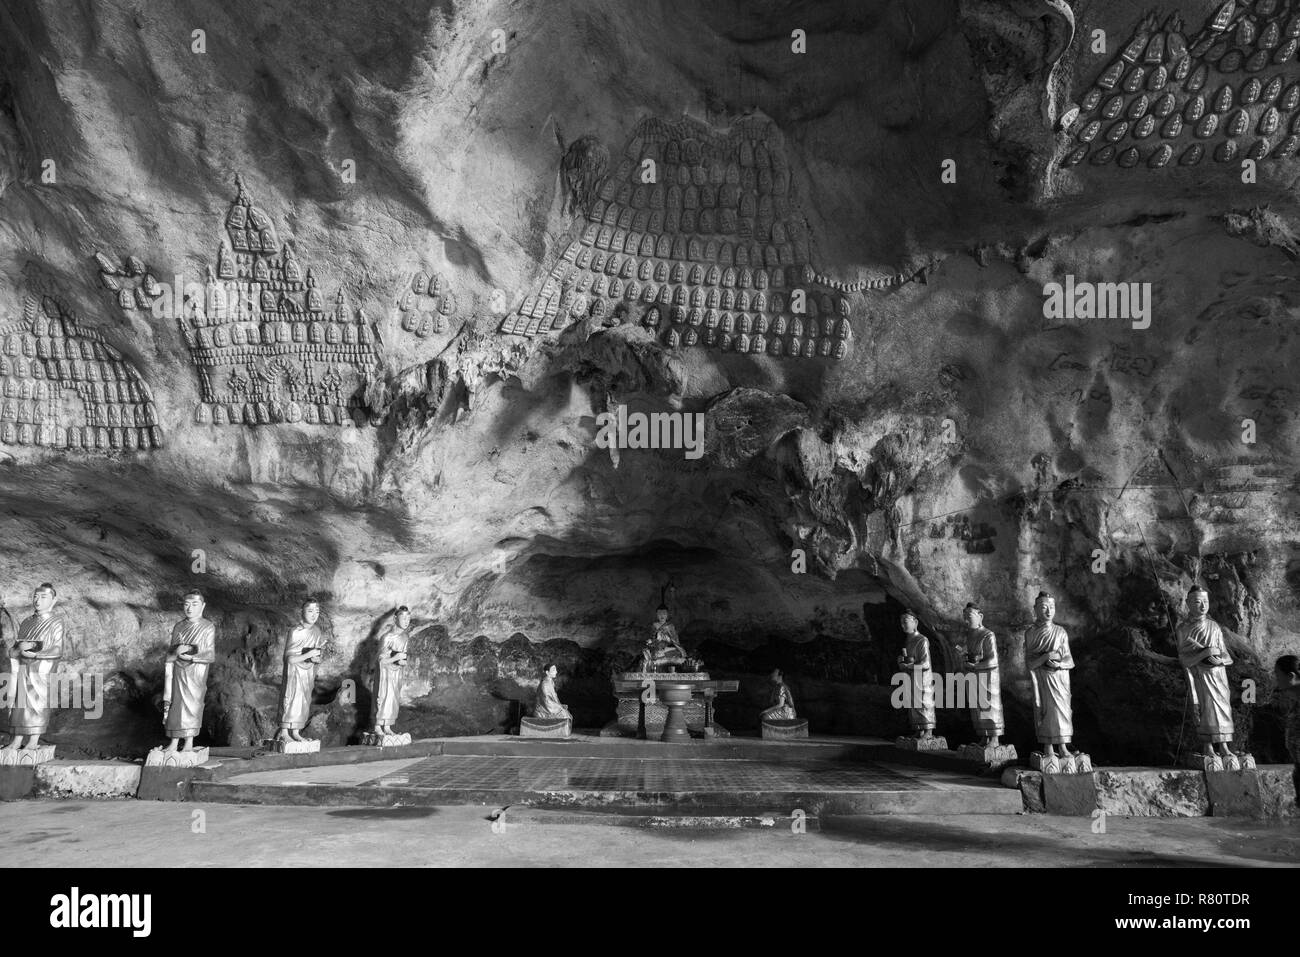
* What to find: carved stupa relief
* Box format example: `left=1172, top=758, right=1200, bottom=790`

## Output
left=179, top=175, right=380, bottom=427
left=0, top=286, right=161, bottom=452
left=1067, top=0, right=1300, bottom=168
left=501, top=116, right=891, bottom=361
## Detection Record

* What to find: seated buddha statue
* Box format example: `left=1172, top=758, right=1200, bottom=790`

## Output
left=641, top=604, right=688, bottom=672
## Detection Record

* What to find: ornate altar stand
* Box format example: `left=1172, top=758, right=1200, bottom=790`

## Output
left=600, top=672, right=739, bottom=741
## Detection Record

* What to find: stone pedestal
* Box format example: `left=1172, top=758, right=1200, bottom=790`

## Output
left=360, top=732, right=412, bottom=747
left=1030, top=750, right=1092, bottom=774
left=264, top=738, right=320, bottom=754
left=894, top=734, right=948, bottom=751
left=1182, top=752, right=1256, bottom=772
left=1042, top=769, right=1100, bottom=816
left=519, top=717, right=571, bottom=738
left=605, top=672, right=710, bottom=738
left=956, top=743, right=1018, bottom=769
left=145, top=746, right=210, bottom=768
left=762, top=718, right=809, bottom=740
left=0, top=745, right=55, bottom=766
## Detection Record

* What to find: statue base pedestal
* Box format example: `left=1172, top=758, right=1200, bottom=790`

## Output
left=1183, top=752, right=1256, bottom=772
left=762, top=718, right=809, bottom=740
left=895, top=734, right=948, bottom=751
left=1030, top=750, right=1092, bottom=774
left=956, top=743, right=1018, bottom=768
left=264, top=738, right=321, bottom=755
left=145, top=746, right=210, bottom=768
left=519, top=717, right=572, bottom=738
left=360, top=732, right=412, bottom=747
left=0, top=745, right=54, bottom=766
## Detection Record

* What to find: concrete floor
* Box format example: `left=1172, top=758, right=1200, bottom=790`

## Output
left=3, top=801, right=1297, bottom=867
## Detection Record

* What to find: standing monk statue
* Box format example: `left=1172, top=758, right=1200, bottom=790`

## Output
left=372, top=605, right=411, bottom=737
left=898, top=610, right=937, bottom=742
left=162, top=590, right=216, bottom=753
left=2, top=583, right=66, bottom=752
left=1024, top=591, right=1079, bottom=765
left=275, top=599, right=324, bottom=744
left=961, top=602, right=1005, bottom=748
left=1177, top=585, right=1238, bottom=764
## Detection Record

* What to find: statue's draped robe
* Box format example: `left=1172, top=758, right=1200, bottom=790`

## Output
left=278, top=622, right=321, bottom=730
left=533, top=676, right=571, bottom=720
left=965, top=627, right=1004, bottom=736
left=373, top=623, right=409, bottom=726
left=7, top=613, right=66, bottom=735
left=165, top=619, right=216, bottom=737
left=761, top=682, right=796, bottom=721
left=903, top=633, right=936, bottom=731
left=645, top=621, right=686, bottom=669
left=1177, top=618, right=1234, bottom=744
left=1024, top=622, right=1073, bottom=744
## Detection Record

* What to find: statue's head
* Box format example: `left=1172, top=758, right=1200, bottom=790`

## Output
left=963, top=602, right=983, bottom=629
left=770, top=668, right=783, bottom=682
left=182, top=590, right=205, bottom=621
left=545, top=663, right=558, bottom=678
left=1274, top=654, right=1300, bottom=690
left=900, top=610, right=918, bottom=634
left=1034, top=592, right=1055, bottom=622
left=655, top=604, right=669, bottom=623
left=301, top=599, right=321, bottom=625
left=33, top=583, right=57, bottom=615
left=1187, top=585, right=1210, bottom=618
left=395, top=605, right=411, bottom=629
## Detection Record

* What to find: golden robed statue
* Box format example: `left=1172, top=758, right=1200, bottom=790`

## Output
left=2, top=583, right=67, bottom=752
left=163, top=590, right=217, bottom=753
left=1024, top=591, right=1075, bottom=759
left=1176, top=585, right=1237, bottom=761
left=276, top=599, right=324, bottom=744
left=372, top=606, right=411, bottom=737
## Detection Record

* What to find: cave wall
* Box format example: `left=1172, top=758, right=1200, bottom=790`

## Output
left=0, top=0, right=1296, bottom=763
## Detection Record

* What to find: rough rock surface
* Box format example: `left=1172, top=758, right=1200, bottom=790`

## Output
left=0, top=1, right=1296, bottom=763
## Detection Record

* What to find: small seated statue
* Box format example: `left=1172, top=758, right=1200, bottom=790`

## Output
left=760, top=669, right=796, bottom=721
left=534, top=664, right=572, bottom=721
left=760, top=667, right=809, bottom=739
left=521, top=663, right=572, bottom=737
left=641, top=604, right=687, bottom=672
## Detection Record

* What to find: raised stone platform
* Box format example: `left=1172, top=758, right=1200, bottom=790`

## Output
left=895, top=735, right=948, bottom=751
left=146, top=746, right=210, bottom=768
left=519, top=717, right=571, bottom=738
left=360, top=732, right=413, bottom=747
left=762, top=718, right=808, bottom=740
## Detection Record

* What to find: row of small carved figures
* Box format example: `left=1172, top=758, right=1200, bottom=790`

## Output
left=663, top=326, right=849, bottom=360
left=583, top=207, right=799, bottom=247
left=95, top=253, right=163, bottom=312
left=3, top=360, right=146, bottom=398
left=570, top=236, right=824, bottom=285
left=0, top=424, right=163, bottom=450
left=179, top=321, right=378, bottom=350
left=194, top=401, right=362, bottom=426
left=601, top=146, right=789, bottom=194
left=0, top=398, right=156, bottom=429
left=595, top=166, right=794, bottom=207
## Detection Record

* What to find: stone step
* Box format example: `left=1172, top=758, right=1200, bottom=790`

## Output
left=494, top=805, right=821, bottom=830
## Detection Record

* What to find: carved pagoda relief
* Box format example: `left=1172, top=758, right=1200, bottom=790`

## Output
left=0, top=289, right=162, bottom=452
left=180, top=175, right=380, bottom=427
left=1066, top=1, right=1300, bottom=169
left=501, top=116, right=883, bottom=360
